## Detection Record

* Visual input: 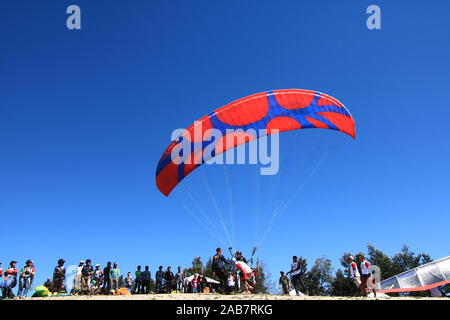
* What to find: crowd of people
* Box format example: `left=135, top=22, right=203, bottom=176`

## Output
left=0, top=247, right=260, bottom=299
left=211, top=248, right=258, bottom=295
left=278, top=253, right=377, bottom=297
left=49, top=259, right=190, bottom=296
left=0, top=260, right=36, bottom=299
left=1, top=249, right=376, bottom=299
left=346, top=254, right=377, bottom=297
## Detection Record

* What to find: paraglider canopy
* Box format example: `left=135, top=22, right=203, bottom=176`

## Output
left=156, top=89, right=355, bottom=196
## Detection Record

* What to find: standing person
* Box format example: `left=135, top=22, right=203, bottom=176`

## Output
left=142, top=266, right=151, bottom=294
left=198, top=273, right=207, bottom=293
left=226, top=272, right=236, bottom=293
left=155, top=266, right=164, bottom=293
left=1, top=261, right=18, bottom=299
left=110, top=263, right=121, bottom=292
left=359, top=254, right=375, bottom=297
left=212, top=248, right=228, bottom=293
left=0, top=262, right=3, bottom=280
left=125, top=272, right=132, bottom=290
left=52, top=259, right=66, bottom=294
left=102, top=262, right=112, bottom=294
left=132, top=265, right=142, bottom=294
left=175, top=266, right=184, bottom=293
left=164, top=266, right=174, bottom=293
left=91, top=264, right=104, bottom=295
left=81, top=259, right=94, bottom=295
left=30, top=261, right=35, bottom=288
left=190, top=275, right=199, bottom=293
left=17, top=260, right=35, bottom=298
left=235, top=251, right=247, bottom=292
left=347, top=255, right=361, bottom=295
left=286, top=256, right=307, bottom=296
left=279, top=271, right=291, bottom=295
left=72, top=260, right=84, bottom=295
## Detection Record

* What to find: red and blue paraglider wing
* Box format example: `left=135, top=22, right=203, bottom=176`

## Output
left=156, top=89, right=355, bottom=196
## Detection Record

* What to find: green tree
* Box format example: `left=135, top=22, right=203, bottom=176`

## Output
left=253, top=261, right=272, bottom=294
left=183, top=257, right=204, bottom=276
left=367, top=244, right=395, bottom=279
left=330, top=245, right=439, bottom=297
left=391, top=245, right=432, bottom=276
left=204, top=258, right=215, bottom=278
left=305, top=256, right=334, bottom=296
left=329, top=269, right=357, bottom=296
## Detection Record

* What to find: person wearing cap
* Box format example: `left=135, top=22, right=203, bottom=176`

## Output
left=72, top=260, right=85, bottom=295
left=81, top=259, right=94, bottom=295
left=286, top=256, right=307, bottom=296
left=347, top=255, right=361, bottom=294
left=91, top=264, right=103, bottom=295
left=212, top=248, right=228, bottom=293
left=52, top=259, right=66, bottom=293
left=359, top=254, right=375, bottom=297
left=17, top=260, right=35, bottom=298
left=1, top=261, right=18, bottom=299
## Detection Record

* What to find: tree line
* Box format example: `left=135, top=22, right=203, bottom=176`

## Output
left=182, top=244, right=448, bottom=296
left=292, top=244, right=449, bottom=296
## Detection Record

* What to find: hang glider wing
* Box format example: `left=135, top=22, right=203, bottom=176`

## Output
left=376, top=256, right=450, bottom=293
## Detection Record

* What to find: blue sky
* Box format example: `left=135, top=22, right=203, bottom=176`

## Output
left=1, top=0, right=449, bottom=291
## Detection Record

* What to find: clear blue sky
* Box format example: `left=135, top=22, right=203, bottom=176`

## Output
left=1, top=0, right=449, bottom=291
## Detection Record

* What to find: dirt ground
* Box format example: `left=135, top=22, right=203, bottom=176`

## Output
left=27, top=293, right=445, bottom=300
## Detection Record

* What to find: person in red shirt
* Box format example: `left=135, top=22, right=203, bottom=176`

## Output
left=1, top=261, right=18, bottom=299
left=190, top=275, right=199, bottom=293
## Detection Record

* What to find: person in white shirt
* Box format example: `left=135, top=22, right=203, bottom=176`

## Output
left=359, top=254, right=375, bottom=297
left=72, top=261, right=84, bottom=295
left=347, top=255, right=361, bottom=292
left=226, top=272, right=235, bottom=293
left=286, top=256, right=306, bottom=295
